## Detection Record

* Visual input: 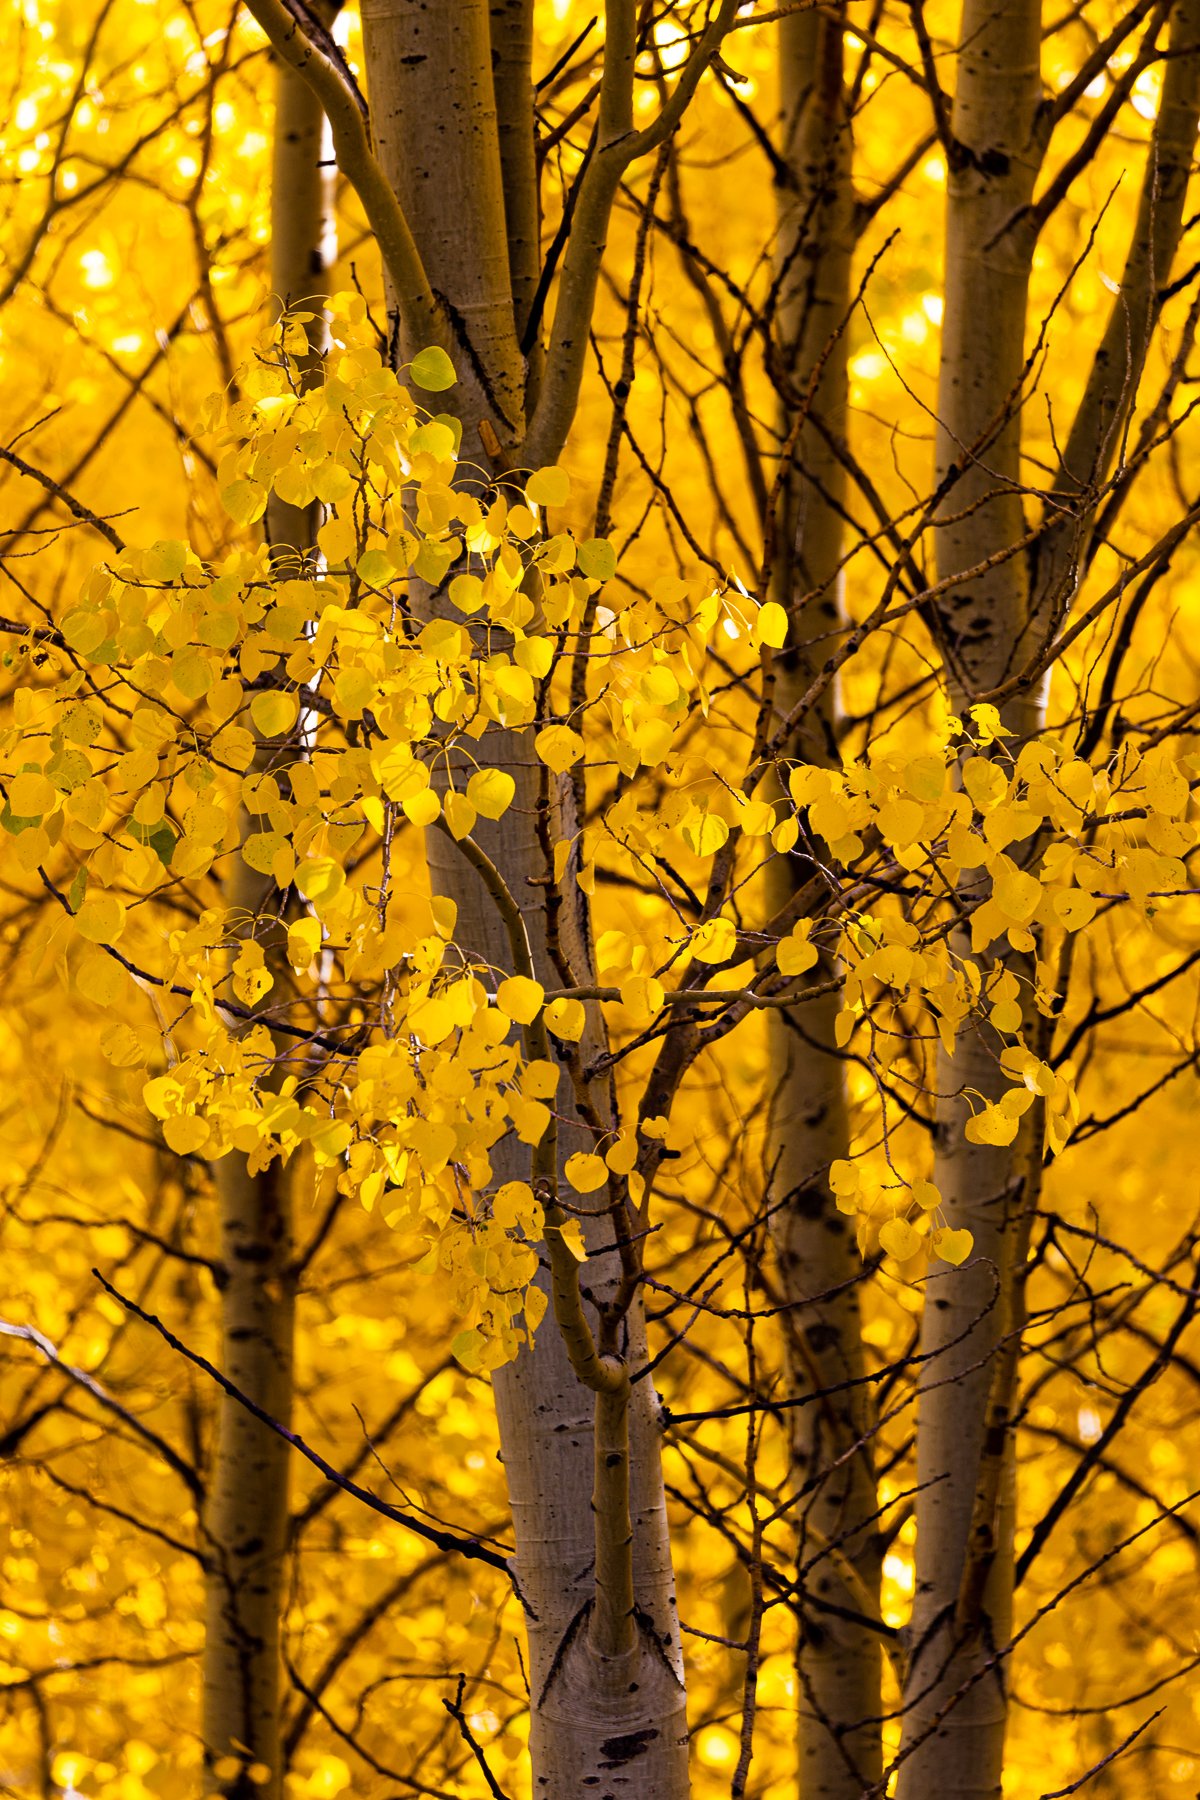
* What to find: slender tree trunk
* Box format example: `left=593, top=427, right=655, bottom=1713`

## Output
left=200, top=42, right=336, bottom=1797
left=202, top=1154, right=295, bottom=1799
left=899, top=6, right=1200, bottom=1792
left=767, top=10, right=882, bottom=1796
left=896, top=7, right=1042, bottom=1796
left=359, top=6, right=688, bottom=1789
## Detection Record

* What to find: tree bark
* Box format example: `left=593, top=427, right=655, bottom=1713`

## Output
left=1033, top=0, right=1200, bottom=633
left=899, top=7, right=1200, bottom=1792
left=357, top=6, right=688, bottom=1790
left=896, top=5, right=1042, bottom=1796
left=767, top=9, right=882, bottom=1795
left=200, top=40, right=336, bottom=1796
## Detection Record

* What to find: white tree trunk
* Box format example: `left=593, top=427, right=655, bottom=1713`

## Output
left=359, top=6, right=688, bottom=1789
left=768, top=9, right=882, bottom=1795
left=897, top=5, right=1042, bottom=1795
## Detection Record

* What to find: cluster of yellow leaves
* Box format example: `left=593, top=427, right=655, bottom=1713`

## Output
left=5, top=302, right=1195, bottom=1352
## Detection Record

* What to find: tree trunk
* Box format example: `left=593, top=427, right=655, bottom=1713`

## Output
left=358, top=5, right=688, bottom=1789
left=899, top=6, right=1200, bottom=1792
left=200, top=40, right=336, bottom=1796
left=1033, top=0, right=1200, bottom=630
left=896, top=6, right=1042, bottom=1796
left=767, top=9, right=882, bottom=1796
left=202, top=1154, right=295, bottom=1799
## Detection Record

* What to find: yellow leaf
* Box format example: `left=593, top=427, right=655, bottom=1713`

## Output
left=535, top=725, right=585, bottom=773
left=691, top=917, right=737, bottom=964
left=233, top=961, right=273, bottom=1006
left=753, top=600, right=788, bottom=649
left=605, top=1133, right=638, bottom=1176
left=619, top=973, right=664, bottom=1022
left=1054, top=888, right=1098, bottom=931
left=904, top=754, right=946, bottom=803
left=410, top=345, right=456, bottom=390
left=99, top=1021, right=147, bottom=1068
left=738, top=799, right=775, bottom=837
left=578, top=537, right=617, bottom=581
left=556, top=1219, right=587, bottom=1260
left=431, top=896, right=458, bottom=939
left=309, top=1118, right=352, bottom=1162
left=162, top=1114, right=210, bottom=1155
left=829, top=1158, right=859, bottom=1196
left=526, top=465, right=571, bottom=508
left=243, top=831, right=285, bottom=875
left=877, top=796, right=925, bottom=846
left=250, top=690, right=299, bottom=738
left=525, top=1284, right=549, bottom=1339
left=641, top=665, right=680, bottom=707
left=402, top=786, right=441, bottom=827
left=878, top=1217, right=921, bottom=1260
left=8, top=771, right=55, bottom=816
left=497, top=975, right=544, bottom=1025
left=934, top=1226, right=973, bottom=1266
left=992, top=856, right=1042, bottom=923
left=143, top=538, right=188, bottom=582
left=295, top=858, right=345, bottom=906
left=564, top=1151, right=607, bottom=1194
left=444, top=789, right=477, bottom=839
left=509, top=1095, right=551, bottom=1144
left=76, top=892, right=127, bottom=945
left=521, top=1059, right=559, bottom=1101
left=317, top=512, right=357, bottom=565
left=515, top=635, right=554, bottom=678
left=947, top=823, right=989, bottom=869
left=222, top=479, right=266, bottom=526
left=467, top=768, right=516, bottom=820
left=408, top=994, right=456, bottom=1047
left=968, top=702, right=1012, bottom=744
left=681, top=809, right=728, bottom=857
left=76, top=948, right=125, bottom=1005
left=288, top=917, right=322, bottom=970
left=777, top=925, right=819, bottom=978
left=964, top=1105, right=1019, bottom=1147
left=546, top=997, right=585, bottom=1041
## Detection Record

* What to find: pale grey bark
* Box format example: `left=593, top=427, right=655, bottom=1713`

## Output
left=900, top=8, right=1200, bottom=1792
left=897, top=5, right=1043, bottom=1796
left=360, top=0, right=526, bottom=441
left=202, top=1153, right=295, bottom=1799
left=356, top=6, right=688, bottom=1790
left=767, top=9, right=882, bottom=1795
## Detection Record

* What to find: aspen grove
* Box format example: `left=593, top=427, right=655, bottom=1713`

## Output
left=2, top=3, right=1200, bottom=1799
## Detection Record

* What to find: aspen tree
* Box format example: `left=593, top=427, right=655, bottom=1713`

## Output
left=899, top=4, right=1200, bottom=1794
left=767, top=7, right=881, bottom=1794
left=232, top=2, right=737, bottom=1790
left=9, top=5, right=1200, bottom=1794
left=357, top=9, right=687, bottom=1787
left=200, top=30, right=336, bottom=1794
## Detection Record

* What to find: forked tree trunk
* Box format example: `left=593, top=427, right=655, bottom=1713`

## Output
left=896, top=5, right=1042, bottom=1795
left=358, top=5, right=687, bottom=1790
left=767, top=9, right=882, bottom=1796
left=200, top=41, right=336, bottom=1797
